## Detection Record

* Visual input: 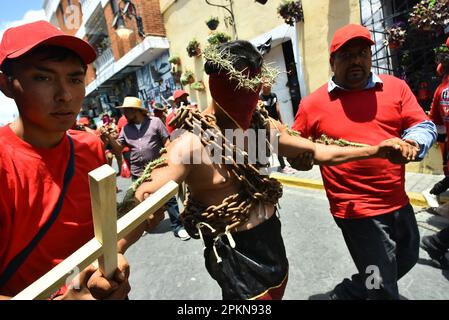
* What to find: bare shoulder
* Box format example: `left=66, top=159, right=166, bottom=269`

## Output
left=166, top=130, right=204, bottom=165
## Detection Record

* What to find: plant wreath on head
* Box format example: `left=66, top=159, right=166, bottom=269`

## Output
left=202, top=45, right=280, bottom=92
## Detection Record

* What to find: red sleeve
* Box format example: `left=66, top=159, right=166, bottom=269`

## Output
left=429, top=84, right=443, bottom=125
left=0, top=159, right=12, bottom=270
left=292, top=100, right=311, bottom=138
left=165, top=112, right=175, bottom=134
left=399, top=80, right=429, bottom=131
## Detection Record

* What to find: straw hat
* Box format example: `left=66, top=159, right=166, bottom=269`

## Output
left=115, top=97, right=148, bottom=113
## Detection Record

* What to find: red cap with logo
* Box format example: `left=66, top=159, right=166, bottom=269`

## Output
left=330, top=24, right=375, bottom=55
left=0, top=20, right=96, bottom=67
left=173, top=89, right=189, bottom=101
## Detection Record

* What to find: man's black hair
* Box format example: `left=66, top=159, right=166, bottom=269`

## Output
left=1, top=45, right=87, bottom=76
left=204, top=40, right=263, bottom=75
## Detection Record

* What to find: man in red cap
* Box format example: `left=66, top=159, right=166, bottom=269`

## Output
left=0, top=21, right=130, bottom=299
left=292, top=24, right=437, bottom=300
left=119, top=40, right=418, bottom=300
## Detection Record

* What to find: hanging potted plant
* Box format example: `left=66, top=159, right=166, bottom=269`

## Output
left=277, top=0, right=304, bottom=26
left=206, top=17, right=220, bottom=31
left=207, top=32, right=231, bottom=46
left=384, top=23, right=407, bottom=50
left=191, top=81, right=205, bottom=91
left=186, top=39, right=201, bottom=57
left=180, top=70, right=195, bottom=85
left=408, top=0, right=449, bottom=33
left=434, top=44, right=449, bottom=64
left=168, top=55, right=181, bottom=65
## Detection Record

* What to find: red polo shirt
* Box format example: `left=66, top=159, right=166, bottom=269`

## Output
left=0, top=125, right=106, bottom=296
left=293, top=74, right=428, bottom=219
left=429, top=75, right=449, bottom=133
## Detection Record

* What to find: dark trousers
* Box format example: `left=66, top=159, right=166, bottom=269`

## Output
left=333, top=204, right=419, bottom=300
left=278, top=155, right=286, bottom=169
left=433, top=226, right=449, bottom=249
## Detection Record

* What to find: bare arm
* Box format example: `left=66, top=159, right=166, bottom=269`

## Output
left=274, top=120, right=418, bottom=166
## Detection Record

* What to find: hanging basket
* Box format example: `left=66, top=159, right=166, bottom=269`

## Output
left=277, top=0, right=304, bottom=26
left=206, top=17, right=219, bottom=31
left=181, top=71, right=195, bottom=85
left=186, top=40, right=201, bottom=58
left=191, top=81, right=205, bottom=91
left=168, top=55, right=181, bottom=65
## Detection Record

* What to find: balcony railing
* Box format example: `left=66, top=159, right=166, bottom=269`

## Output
left=93, top=47, right=115, bottom=74
left=80, top=0, right=101, bottom=23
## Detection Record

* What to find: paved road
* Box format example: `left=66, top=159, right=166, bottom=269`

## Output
left=116, top=175, right=449, bottom=300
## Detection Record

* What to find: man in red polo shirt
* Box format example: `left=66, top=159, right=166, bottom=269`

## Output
left=292, top=24, right=437, bottom=300
left=0, top=21, right=130, bottom=299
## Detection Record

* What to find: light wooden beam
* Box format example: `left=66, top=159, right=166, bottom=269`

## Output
left=12, top=177, right=178, bottom=300
left=89, top=165, right=118, bottom=279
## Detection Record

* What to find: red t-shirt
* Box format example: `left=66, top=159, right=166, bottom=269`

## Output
left=292, top=75, right=428, bottom=219
left=0, top=125, right=107, bottom=296
left=429, top=75, right=449, bottom=133
left=165, top=111, right=176, bottom=134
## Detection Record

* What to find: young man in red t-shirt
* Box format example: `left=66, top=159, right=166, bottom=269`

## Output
left=0, top=21, right=130, bottom=299
left=292, top=24, right=437, bottom=300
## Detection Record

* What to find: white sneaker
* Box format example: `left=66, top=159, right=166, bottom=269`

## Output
left=422, top=188, right=440, bottom=208
left=176, top=228, right=191, bottom=241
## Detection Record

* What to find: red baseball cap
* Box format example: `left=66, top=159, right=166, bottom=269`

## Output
left=173, top=89, right=189, bottom=101
left=446, top=36, right=449, bottom=48
left=330, top=24, right=375, bottom=55
left=0, top=20, right=96, bottom=67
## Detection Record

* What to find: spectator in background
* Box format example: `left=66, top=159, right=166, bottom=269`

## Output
left=420, top=38, right=449, bottom=270
left=106, top=97, right=190, bottom=241
left=152, top=102, right=168, bottom=123
left=428, top=38, right=449, bottom=196
left=259, top=82, right=295, bottom=174
left=98, top=113, right=123, bottom=175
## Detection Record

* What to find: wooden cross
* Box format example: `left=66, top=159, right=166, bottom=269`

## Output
left=13, top=164, right=178, bottom=300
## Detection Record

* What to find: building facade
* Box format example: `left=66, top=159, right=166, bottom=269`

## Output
left=159, top=0, right=362, bottom=126
left=43, top=0, right=176, bottom=124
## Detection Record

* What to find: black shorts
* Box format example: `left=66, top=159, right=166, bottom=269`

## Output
left=203, top=214, right=289, bottom=300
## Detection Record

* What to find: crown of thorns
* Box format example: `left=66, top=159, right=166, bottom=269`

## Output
left=202, top=45, right=280, bottom=91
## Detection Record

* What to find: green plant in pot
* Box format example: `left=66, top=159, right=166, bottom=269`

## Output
left=186, top=39, right=201, bottom=57
left=191, top=81, right=205, bottom=91
left=277, top=0, right=304, bottom=26
left=181, top=70, right=195, bottom=86
left=384, top=23, right=407, bottom=49
left=168, top=55, right=181, bottom=65
left=434, top=44, right=449, bottom=64
left=206, top=17, right=219, bottom=31
left=207, top=32, right=231, bottom=46
left=408, top=0, right=449, bottom=33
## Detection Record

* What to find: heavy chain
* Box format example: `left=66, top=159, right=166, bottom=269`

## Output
left=169, top=106, right=283, bottom=239
left=286, top=128, right=369, bottom=147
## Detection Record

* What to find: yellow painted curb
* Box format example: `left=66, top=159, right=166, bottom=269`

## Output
left=271, top=174, right=432, bottom=208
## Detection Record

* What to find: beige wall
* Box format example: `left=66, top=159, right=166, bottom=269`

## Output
left=160, top=0, right=286, bottom=109
left=160, top=0, right=362, bottom=107
left=300, top=0, right=361, bottom=93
